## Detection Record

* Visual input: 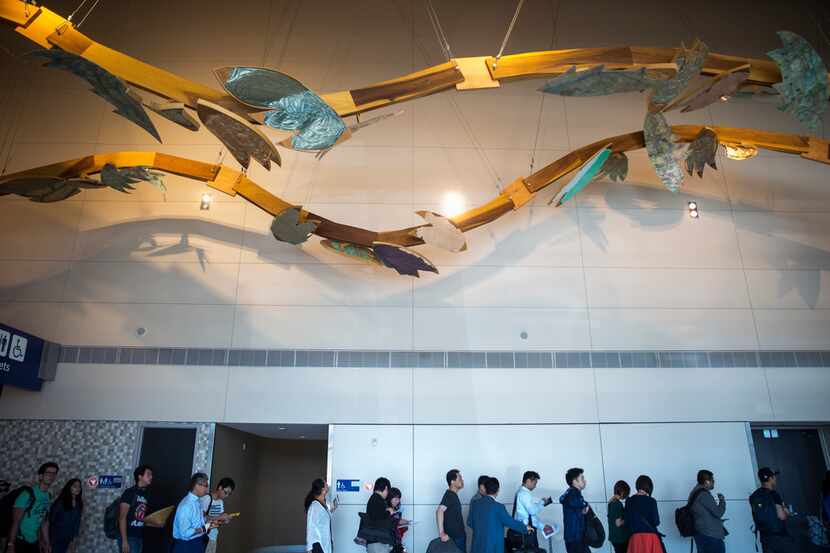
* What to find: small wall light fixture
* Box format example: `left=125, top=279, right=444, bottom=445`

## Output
left=688, top=201, right=700, bottom=219
left=200, top=192, right=213, bottom=210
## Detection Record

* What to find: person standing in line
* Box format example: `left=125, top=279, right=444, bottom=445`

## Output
left=749, top=468, right=795, bottom=553
left=689, top=470, right=727, bottom=553
left=469, top=478, right=530, bottom=553
left=44, top=479, right=83, bottom=553
left=607, top=480, right=630, bottom=553
left=467, top=476, right=489, bottom=538
left=387, top=487, right=410, bottom=549
left=117, top=465, right=153, bottom=553
left=436, top=469, right=466, bottom=552
left=171, top=473, right=214, bottom=553
left=365, top=477, right=395, bottom=553
left=513, top=470, right=553, bottom=550
left=624, top=475, right=663, bottom=553
left=6, top=462, right=59, bottom=553
left=305, top=479, right=336, bottom=553
left=200, top=477, right=234, bottom=553
left=560, top=468, right=590, bottom=553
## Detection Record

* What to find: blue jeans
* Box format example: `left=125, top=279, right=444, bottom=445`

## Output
left=171, top=538, right=206, bottom=553
left=452, top=534, right=466, bottom=553
left=117, top=536, right=143, bottom=553
left=694, top=534, right=725, bottom=553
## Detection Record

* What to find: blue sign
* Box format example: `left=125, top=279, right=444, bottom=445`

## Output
left=97, top=475, right=124, bottom=489
left=336, top=479, right=360, bottom=492
left=0, top=322, right=49, bottom=391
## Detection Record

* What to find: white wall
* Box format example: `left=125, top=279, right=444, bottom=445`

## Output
left=329, top=423, right=757, bottom=553
left=1, top=0, right=829, bottom=352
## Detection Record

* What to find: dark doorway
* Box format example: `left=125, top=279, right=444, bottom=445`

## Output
left=138, top=426, right=197, bottom=552
left=752, top=428, right=828, bottom=516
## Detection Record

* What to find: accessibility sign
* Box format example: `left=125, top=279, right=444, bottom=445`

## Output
left=0, top=322, right=59, bottom=391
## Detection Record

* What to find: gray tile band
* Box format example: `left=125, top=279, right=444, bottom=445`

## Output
left=58, top=347, right=830, bottom=368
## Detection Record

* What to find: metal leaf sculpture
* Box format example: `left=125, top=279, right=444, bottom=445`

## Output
left=100, top=163, right=167, bottom=193
left=216, top=67, right=347, bottom=151
left=644, top=112, right=687, bottom=191
left=685, top=128, right=718, bottom=177
left=539, top=65, right=649, bottom=96
left=646, top=40, right=709, bottom=107
left=767, top=31, right=829, bottom=132
left=29, top=49, right=161, bottom=142
left=373, top=242, right=439, bottom=277
left=674, top=67, right=750, bottom=113
left=270, top=207, right=319, bottom=245
left=550, top=146, right=613, bottom=206
left=320, top=239, right=381, bottom=265
left=414, top=211, right=467, bottom=252
left=597, top=151, right=629, bottom=182
left=0, top=176, right=104, bottom=202
left=196, top=99, right=281, bottom=170
left=146, top=101, right=200, bottom=131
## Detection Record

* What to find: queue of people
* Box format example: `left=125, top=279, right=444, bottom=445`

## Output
left=0, top=462, right=235, bottom=553
left=304, top=464, right=824, bottom=553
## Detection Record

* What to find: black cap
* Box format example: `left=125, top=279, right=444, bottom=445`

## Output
left=758, top=467, right=779, bottom=482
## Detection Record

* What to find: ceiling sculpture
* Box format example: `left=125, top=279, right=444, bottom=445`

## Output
left=1, top=0, right=829, bottom=277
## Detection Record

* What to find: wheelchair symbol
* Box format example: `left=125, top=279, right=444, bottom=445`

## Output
left=9, top=335, right=27, bottom=362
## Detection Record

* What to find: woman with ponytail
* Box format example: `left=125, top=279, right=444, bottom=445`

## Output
left=306, top=479, right=336, bottom=553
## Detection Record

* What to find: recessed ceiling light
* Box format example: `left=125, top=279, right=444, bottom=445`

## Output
left=200, top=192, right=212, bottom=210
left=278, top=427, right=286, bottom=431
left=690, top=210, right=700, bottom=219
left=687, top=201, right=698, bottom=210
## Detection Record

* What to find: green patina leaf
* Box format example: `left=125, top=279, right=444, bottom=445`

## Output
left=100, top=163, right=166, bottom=193
left=597, top=151, right=629, bottom=182
left=270, top=208, right=319, bottom=245
left=685, top=128, right=718, bottom=178
left=539, top=65, right=649, bottom=96
left=644, top=112, right=687, bottom=192
left=768, top=31, right=828, bottom=132
left=646, top=41, right=709, bottom=106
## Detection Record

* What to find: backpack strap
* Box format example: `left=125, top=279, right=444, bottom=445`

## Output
left=21, top=486, right=36, bottom=516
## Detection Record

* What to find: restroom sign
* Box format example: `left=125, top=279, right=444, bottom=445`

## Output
left=0, top=322, right=53, bottom=391
left=336, top=479, right=360, bottom=492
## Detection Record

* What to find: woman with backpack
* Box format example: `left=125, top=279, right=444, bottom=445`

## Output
left=608, top=480, right=630, bottom=553
left=45, top=479, right=83, bottom=553
left=624, top=475, right=665, bottom=553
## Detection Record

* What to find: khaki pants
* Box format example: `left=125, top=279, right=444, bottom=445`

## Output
left=205, top=539, right=218, bottom=553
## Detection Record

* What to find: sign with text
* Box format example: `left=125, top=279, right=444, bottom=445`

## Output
left=336, top=479, right=360, bottom=492
left=97, top=475, right=124, bottom=489
left=0, top=322, right=59, bottom=391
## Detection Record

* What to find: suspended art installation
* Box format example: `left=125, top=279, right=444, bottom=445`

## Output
left=100, top=164, right=166, bottom=193
left=1, top=0, right=829, bottom=277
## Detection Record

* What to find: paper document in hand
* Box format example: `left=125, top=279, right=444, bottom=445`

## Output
left=542, top=523, right=560, bottom=539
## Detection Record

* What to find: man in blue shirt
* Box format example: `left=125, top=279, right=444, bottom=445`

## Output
left=514, top=470, right=554, bottom=547
left=172, top=473, right=214, bottom=553
left=560, top=468, right=590, bottom=553
left=469, top=478, right=531, bottom=553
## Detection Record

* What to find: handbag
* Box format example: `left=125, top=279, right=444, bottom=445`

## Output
left=584, top=507, right=606, bottom=548
left=506, top=493, right=528, bottom=551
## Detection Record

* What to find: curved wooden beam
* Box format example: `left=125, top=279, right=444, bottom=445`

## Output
left=3, top=0, right=827, bottom=122
left=3, top=127, right=827, bottom=250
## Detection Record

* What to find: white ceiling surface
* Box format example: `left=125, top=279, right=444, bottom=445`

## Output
left=222, top=422, right=328, bottom=441
left=0, top=1, right=829, bottom=351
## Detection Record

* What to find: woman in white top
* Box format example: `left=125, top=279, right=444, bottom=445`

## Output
left=306, top=479, right=337, bottom=553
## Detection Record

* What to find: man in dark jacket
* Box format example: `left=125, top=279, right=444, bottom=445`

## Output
left=469, top=478, right=530, bottom=553
left=749, top=468, right=795, bottom=553
left=560, top=468, right=590, bottom=553
left=689, top=470, right=727, bottom=553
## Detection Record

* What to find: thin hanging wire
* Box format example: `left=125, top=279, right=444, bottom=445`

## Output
left=425, top=0, right=453, bottom=61
left=493, top=0, right=525, bottom=70
left=76, top=0, right=103, bottom=28
left=67, top=0, right=91, bottom=22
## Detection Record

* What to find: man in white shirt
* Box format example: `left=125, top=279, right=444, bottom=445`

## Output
left=513, top=471, right=553, bottom=550
left=199, top=477, right=235, bottom=553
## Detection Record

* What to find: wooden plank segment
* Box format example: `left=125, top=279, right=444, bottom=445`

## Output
left=0, top=0, right=37, bottom=26
left=454, top=56, right=500, bottom=90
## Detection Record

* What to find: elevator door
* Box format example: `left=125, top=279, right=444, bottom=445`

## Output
left=752, top=428, right=828, bottom=516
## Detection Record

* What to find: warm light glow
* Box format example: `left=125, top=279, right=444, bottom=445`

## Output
left=200, top=192, right=213, bottom=210
left=688, top=201, right=698, bottom=210
left=719, top=95, right=729, bottom=102
left=723, top=143, right=758, bottom=161
left=690, top=210, right=700, bottom=219
left=441, top=191, right=467, bottom=218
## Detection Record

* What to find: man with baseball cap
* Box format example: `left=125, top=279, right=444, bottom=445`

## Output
left=749, top=467, right=795, bottom=553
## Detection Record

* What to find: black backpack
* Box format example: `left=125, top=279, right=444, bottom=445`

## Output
left=0, top=486, right=36, bottom=539
left=676, top=487, right=707, bottom=538
left=104, top=497, right=122, bottom=539
left=584, top=507, right=606, bottom=548
left=749, top=488, right=781, bottom=535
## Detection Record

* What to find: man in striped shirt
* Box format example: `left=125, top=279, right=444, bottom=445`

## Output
left=200, top=477, right=236, bottom=553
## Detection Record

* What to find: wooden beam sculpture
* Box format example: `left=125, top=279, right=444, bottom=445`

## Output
left=2, top=0, right=830, bottom=276
left=2, top=127, right=829, bottom=277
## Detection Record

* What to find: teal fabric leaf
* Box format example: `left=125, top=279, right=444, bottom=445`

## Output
left=685, top=128, right=718, bottom=177
left=646, top=41, right=709, bottom=106
left=644, top=112, right=686, bottom=192
left=100, top=163, right=166, bottom=193
left=218, top=66, right=309, bottom=110
left=270, top=208, right=319, bottom=245
left=321, top=240, right=379, bottom=265
left=550, top=146, right=613, bottom=206
left=540, top=65, right=648, bottom=96
left=29, top=49, right=161, bottom=142
left=767, top=31, right=829, bottom=132
left=263, top=91, right=347, bottom=151
left=598, top=151, right=629, bottom=182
